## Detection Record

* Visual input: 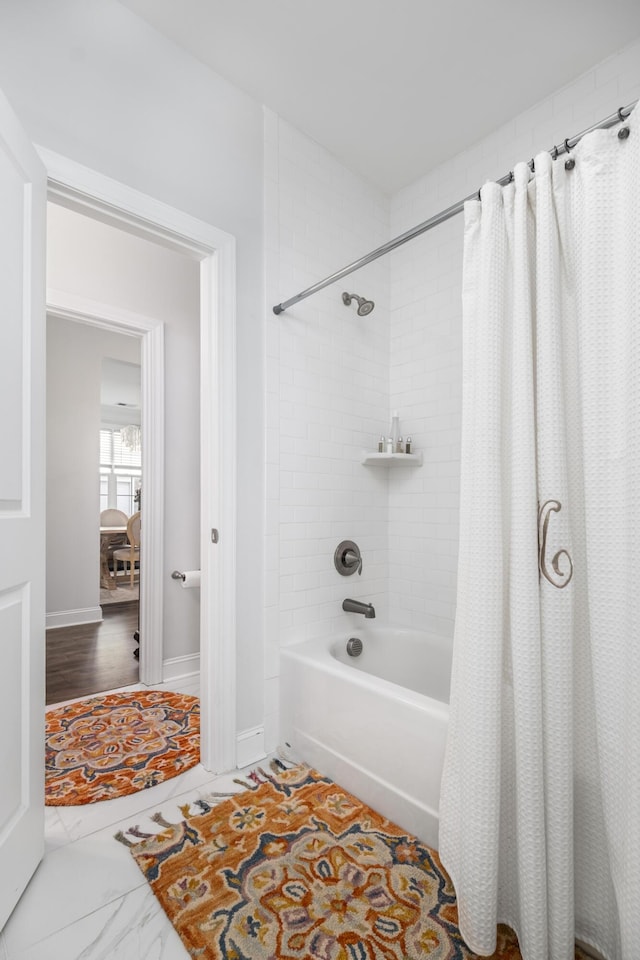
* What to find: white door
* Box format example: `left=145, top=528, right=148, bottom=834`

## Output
left=0, top=90, right=46, bottom=928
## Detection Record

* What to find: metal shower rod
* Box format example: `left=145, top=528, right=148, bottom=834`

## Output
left=272, top=98, right=637, bottom=316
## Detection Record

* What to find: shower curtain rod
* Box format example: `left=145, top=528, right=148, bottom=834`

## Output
left=272, top=98, right=637, bottom=315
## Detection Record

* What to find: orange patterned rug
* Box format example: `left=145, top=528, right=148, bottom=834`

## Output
left=120, top=762, right=589, bottom=959
left=46, top=690, right=200, bottom=805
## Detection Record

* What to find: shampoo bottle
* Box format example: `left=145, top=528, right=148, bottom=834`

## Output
left=389, top=410, right=400, bottom=451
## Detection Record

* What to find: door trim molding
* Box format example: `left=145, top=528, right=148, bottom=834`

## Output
left=46, top=292, right=165, bottom=685
left=40, top=148, right=237, bottom=774
left=162, top=652, right=200, bottom=683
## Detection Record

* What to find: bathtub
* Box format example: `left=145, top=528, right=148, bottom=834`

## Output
left=279, top=624, right=451, bottom=851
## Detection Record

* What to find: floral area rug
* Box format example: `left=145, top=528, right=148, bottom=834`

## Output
left=118, top=762, right=591, bottom=959
left=46, top=690, right=200, bottom=805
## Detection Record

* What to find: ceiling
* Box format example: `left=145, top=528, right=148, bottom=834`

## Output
left=101, top=358, right=141, bottom=426
left=118, top=0, right=640, bottom=194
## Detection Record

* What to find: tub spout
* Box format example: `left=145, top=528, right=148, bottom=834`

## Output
left=342, top=598, right=376, bottom=619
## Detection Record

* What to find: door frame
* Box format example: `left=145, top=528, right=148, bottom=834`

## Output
left=41, top=148, right=237, bottom=774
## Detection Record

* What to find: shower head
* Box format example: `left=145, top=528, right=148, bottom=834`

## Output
left=342, top=291, right=375, bottom=316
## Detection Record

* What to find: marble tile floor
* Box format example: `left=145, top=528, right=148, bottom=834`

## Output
left=1, top=675, right=258, bottom=960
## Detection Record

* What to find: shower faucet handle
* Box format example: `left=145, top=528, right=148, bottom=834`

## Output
left=334, top=540, right=363, bottom=576
left=343, top=549, right=362, bottom=575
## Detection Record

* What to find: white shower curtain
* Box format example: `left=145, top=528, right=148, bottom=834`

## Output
left=439, top=106, right=639, bottom=960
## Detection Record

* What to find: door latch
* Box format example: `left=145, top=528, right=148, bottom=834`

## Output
left=211, top=528, right=219, bottom=544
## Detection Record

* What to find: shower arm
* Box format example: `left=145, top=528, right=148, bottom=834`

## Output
left=272, top=99, right=637, bottom=316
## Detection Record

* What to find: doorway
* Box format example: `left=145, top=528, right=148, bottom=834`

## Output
left=44, top=198, right=204, bottom=706
left=99, top=357, right=142, bottom=612
left=42, top=148, right=238, bottom=773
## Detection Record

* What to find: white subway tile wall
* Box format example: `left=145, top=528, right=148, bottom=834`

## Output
left=264, top=110, right=391, bottom=751
left=265, top=38, right=640, bottom=746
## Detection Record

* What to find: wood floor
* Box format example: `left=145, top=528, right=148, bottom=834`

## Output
left=46, top=603, right=139, bottom=705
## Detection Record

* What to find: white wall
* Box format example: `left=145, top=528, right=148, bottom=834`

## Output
left=388, top=37, right=640, bottom=640
left=264, top=111, right=390, bottom=751
left=46, top=317, right=140, bottom=622
left=0, top=0, right=265, bottom=731
left=47, top=202, right=201, bottom=660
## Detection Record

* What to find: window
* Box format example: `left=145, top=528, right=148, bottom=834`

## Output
left=100, top=428, right=141, bottom=515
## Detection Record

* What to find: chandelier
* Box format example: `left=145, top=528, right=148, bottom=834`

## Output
left=120, top=424, right=141, bottom=453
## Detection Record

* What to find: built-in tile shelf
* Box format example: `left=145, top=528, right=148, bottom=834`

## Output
left=361, top=451, right=423, bottom=466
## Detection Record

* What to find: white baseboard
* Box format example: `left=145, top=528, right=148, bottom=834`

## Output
left=237, top=725, right=266, bottom=769
left=46, top=606, right=103, bottom=629
left=162, top=652, right=200, bottom=682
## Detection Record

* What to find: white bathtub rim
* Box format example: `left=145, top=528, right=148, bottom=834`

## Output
left=280, top=622, right=450, bottom=650
left=281, top=634, right=450, bottom=716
